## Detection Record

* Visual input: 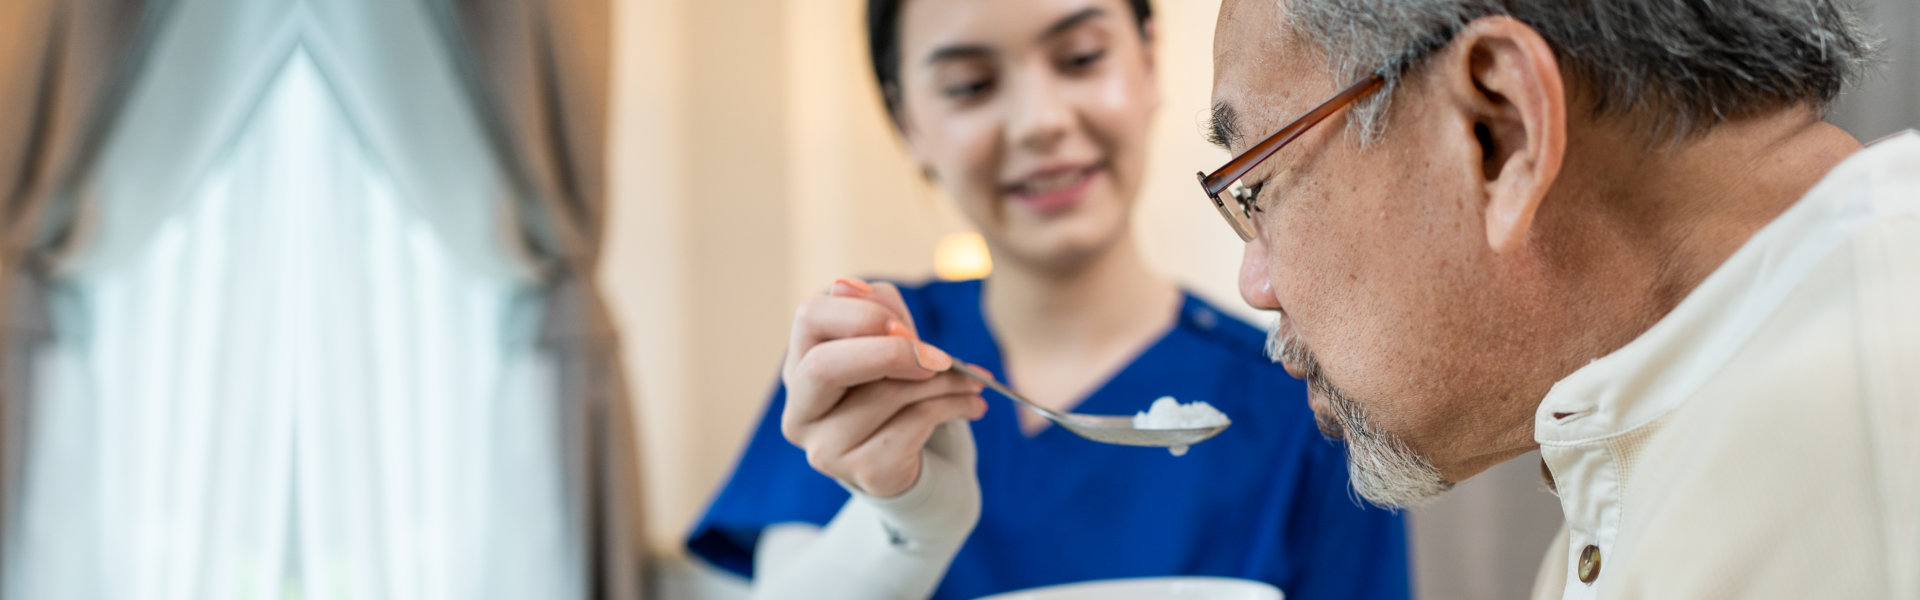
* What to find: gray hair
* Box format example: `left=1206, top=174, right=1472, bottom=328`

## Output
left=1281, top=0, right=1878, bottom=142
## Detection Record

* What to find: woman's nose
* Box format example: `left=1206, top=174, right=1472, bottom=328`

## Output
left=1007, top=73, right=1071, bottom=154
left=1239, top=237, right=1280, bottom=310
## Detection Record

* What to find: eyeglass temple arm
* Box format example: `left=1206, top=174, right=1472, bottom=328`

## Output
left=1200, top=73, right=1385, bottom=195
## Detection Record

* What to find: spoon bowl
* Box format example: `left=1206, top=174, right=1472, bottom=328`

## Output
left=948, top=361, right=1230, bottom=449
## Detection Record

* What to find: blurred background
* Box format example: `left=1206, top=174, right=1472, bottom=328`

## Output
left=613, top=0, right=1915, bottom=598
left=1, top=0, right=1912, bottom=598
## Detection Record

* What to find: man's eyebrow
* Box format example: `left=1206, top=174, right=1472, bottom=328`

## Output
left=1207, top=102, right=1242, bottom=151
left=1039, top=7, right=1108, bottom=41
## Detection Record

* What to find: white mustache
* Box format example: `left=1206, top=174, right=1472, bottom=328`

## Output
left=1264, top=320, right=1314, bottom=375
left=1263, top=318, right=1453, bottom=509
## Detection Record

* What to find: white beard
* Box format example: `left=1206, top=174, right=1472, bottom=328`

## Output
left=1267, top=322, right=1452, bottom=508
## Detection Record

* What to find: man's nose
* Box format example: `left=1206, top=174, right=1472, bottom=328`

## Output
left=1239, top=237, right=1279, bottom=310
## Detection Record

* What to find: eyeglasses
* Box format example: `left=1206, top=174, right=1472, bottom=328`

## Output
left=1194, top=18, right=1466, bottom=242
left=1194, top=72, right=1386, bottom=242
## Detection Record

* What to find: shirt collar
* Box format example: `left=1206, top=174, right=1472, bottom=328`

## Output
left=1535, top=133, right=1915, bottom=444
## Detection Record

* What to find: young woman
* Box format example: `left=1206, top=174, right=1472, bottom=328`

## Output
left=688, top=1, right=1409, bottom=598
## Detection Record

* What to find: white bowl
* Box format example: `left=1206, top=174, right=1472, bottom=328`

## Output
left=977, top=576, right=1283, bottom=600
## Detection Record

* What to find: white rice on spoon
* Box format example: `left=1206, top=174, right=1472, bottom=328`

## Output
left=1132, top=396, right=1230, bottom=456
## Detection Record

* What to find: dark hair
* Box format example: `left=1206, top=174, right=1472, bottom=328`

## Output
left=866, top=0, right=1154, bottom=126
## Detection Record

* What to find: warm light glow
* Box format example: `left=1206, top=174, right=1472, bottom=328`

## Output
left=933, top=232, right=992, bottom=281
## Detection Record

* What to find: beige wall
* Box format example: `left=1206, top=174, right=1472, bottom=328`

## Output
left=607, top=0, right=1247, bottom=555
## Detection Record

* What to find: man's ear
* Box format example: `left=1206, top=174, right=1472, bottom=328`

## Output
left=1444, top=16, right=1566, bottom=253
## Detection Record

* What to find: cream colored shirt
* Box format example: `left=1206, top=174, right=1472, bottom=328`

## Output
left=1530, top=131, right=1920, bottom=599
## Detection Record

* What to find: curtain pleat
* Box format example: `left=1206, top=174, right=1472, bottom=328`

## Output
left=427, top=1, right=643, bottom=598
left=0, top=0, right=170, bottom=575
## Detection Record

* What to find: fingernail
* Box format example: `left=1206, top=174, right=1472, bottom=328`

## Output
left=914, top=342, right=952, bottom=371
left=975, top=396, right=989, bottom=418
left=885, top=320, right=914, bottom=340
left=832, top=278, right=874, bottom=296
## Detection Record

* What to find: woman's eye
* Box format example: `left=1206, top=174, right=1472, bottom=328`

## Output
left=1062, top=49, right=1106, bottom=70
left=944, top=79, right=994, bottom=100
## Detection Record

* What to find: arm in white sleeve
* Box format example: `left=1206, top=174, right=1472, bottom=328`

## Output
left=751, top=420, right=982, bottom=600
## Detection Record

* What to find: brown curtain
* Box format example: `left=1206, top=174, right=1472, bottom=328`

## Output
left=0, top=0, right=169, bottom=574
left=427, top=1, right=645, bottom=598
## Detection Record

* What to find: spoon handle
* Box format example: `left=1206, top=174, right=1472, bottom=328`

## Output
left=947, top=361, right=1069, bottom=421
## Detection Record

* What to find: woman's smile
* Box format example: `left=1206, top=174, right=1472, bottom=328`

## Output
left=1002, top=163, right=1103, bottom=216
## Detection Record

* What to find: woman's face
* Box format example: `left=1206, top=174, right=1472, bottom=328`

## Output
left=893, top=0, right=1159, bottom=271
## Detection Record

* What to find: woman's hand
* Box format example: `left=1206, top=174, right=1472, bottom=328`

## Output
left=780, top=278, right=988, bottom=498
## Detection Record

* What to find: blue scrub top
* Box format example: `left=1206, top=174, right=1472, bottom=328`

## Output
left=687, top=279, right=1409, bottom=600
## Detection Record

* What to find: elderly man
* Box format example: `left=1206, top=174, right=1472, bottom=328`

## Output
left=1201, top=0, right=1916, bottom=597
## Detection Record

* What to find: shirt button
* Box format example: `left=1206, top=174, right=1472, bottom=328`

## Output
left=1578, top=544, right=1603, bottom=584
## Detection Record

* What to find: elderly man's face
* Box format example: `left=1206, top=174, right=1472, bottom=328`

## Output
left=1212, top=0, right=1550, bottom=504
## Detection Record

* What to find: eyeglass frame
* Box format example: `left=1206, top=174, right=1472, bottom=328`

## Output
left=1196, top=29, right=1461, bottom=242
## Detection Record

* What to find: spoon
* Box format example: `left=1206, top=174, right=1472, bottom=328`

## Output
left=946, top=360, right=1230, bottom=449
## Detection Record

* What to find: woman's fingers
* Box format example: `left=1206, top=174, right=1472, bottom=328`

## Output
left=801, top=373, right=984, bottom=458
left=778, top=276, right=983, bottom=497
left=784, top=374, right=986, bottom=498
left=785, top=295, right=903, bottom=368
left=858, top=281, right=919, bottom=338
left=782, top=335, right=946, bottom=432
left=837, top=392, right=988, bottom=498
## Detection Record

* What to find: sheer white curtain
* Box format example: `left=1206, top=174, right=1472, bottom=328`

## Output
left=3, top=1, right=583, bottom=598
